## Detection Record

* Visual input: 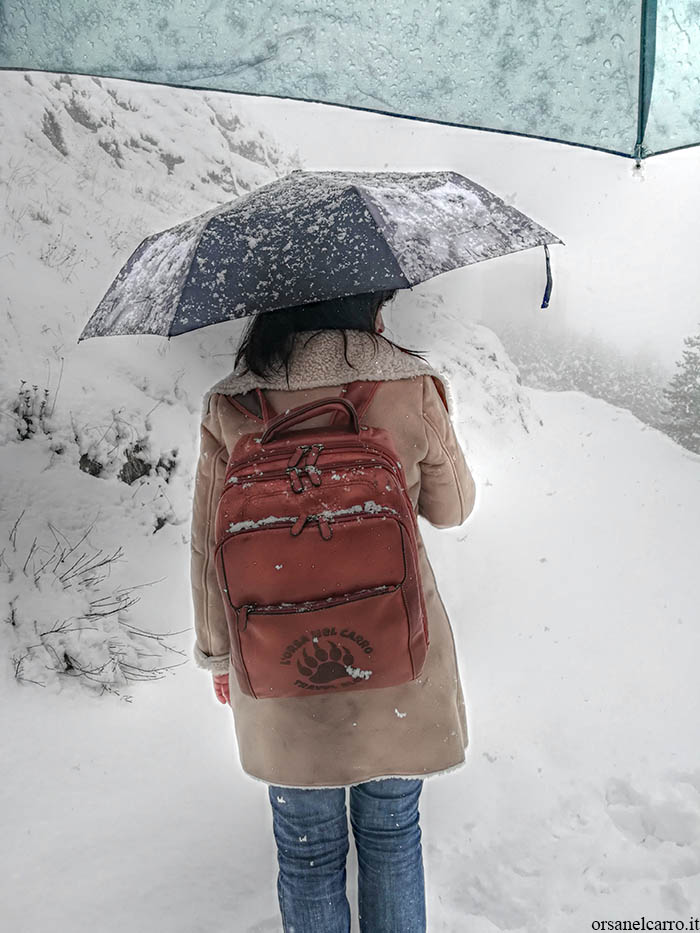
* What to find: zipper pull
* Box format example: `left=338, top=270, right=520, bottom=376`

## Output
left=237, top=605, right=249, bottom=630
left=288, top=445, right=308, bottom=468
left=290, top=513, right=308, bottom=536
left=289, top=469, right=305, bottom=493
left=304, top=445, right=323, bottom=486
left=317, top=517, right=332, bottom=540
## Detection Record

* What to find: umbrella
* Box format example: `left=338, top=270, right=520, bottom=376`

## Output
left=78, top=169, right=563, bottom=341
left=1, top=1, right=697, bottom=161
left=79, top=171, right=562, bottom=340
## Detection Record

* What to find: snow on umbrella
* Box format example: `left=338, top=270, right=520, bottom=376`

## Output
left=78, top=169, right=563, bottom=341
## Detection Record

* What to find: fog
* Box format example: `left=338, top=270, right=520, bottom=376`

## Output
left=254, top=90, right=700, bottom=372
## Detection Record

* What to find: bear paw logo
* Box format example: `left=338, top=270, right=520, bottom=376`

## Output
left=297, top=640, right=354, bottom=684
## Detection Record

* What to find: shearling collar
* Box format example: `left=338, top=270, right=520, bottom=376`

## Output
left=202, top=329, right=450, bottom=417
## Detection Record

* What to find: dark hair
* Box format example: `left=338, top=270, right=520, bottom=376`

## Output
left=234, top=289, right=428, bottom=383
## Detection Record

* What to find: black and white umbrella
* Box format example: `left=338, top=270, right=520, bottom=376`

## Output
left=79, top=169, right=563, bottom=341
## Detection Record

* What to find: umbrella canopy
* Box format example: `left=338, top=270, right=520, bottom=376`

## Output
left=1, top=0, right=697, bottom=160
left=78, top=170, right=563, bottom=341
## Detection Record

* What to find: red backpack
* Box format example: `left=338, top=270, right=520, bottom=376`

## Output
left=214, top=380, right=428, bottom=699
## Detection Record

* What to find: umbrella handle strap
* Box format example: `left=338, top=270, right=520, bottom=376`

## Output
left=541, top=243, right=553, bottom=309
left=260, top=398, right=360, bottom=444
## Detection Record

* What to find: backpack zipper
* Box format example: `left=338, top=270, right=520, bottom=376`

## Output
left=217, top=508, right=412, bottom=620
left=225, top=443, right=403, bottom=487
left=236, top=582, right=402, bottom=631
left=221, top=501, right=402, bottom=541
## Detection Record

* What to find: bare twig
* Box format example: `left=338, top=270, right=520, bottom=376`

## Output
left=59, top=547, right=123, bottom=584
left=49, top=355, right=64, bottom=417
left=22, top=537, right=37, bottom=575
left=9, top=510, right=25, bottom=550
left=85, top=595, right=139, bottom=618
left=33, top=539, right=63, bottom=582
left=55, top=521, right=96, bottom=568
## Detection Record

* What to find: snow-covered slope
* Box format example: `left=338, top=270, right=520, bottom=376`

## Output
left=2, top=72, right=700, bottom=932
left=0, top=70, right=300, bottom=692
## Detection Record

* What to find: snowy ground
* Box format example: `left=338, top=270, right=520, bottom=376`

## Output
left=2, top=72, right=700, bottom=932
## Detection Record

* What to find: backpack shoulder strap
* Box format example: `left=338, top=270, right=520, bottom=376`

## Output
left=330, top=380, right=382, bottom=424
left=255, top=388, right=277, bottom=422
left=222, top=388, right=277, bottom=423
left=227, top=383, right=374, bottom=426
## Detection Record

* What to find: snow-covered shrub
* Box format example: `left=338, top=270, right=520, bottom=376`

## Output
left=2, top=513, right=184, bottom=697
left=69, top=411, right=180, bottom=533
left=6, top=382, right=179, bottom=508
left=11, top=380, right=56, bottom=440
left=73, top=409, right=178, bottom=482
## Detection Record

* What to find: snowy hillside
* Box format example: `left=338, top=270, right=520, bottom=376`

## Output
left=0, top=70, right=300, bottom=692
left=2, top=72, right=700, bottom=932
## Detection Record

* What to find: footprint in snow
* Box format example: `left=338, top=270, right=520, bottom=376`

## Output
left=604, top=776, right=700, bottom=847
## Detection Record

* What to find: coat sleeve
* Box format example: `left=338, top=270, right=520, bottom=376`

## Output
left=417, top=375, right=477, bottom=529
left=190, top=394, right=231, bottom=675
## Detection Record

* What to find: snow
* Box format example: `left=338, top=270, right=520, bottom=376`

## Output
left=79, top=207, right=220, bottom=338
left=362, top=176, right=562, bottom=284
left=314, top=500, right=389, bottom=519
left=345, top=664, right=373, bottom=680
left=1, top=70, right=700, bottom=932
left=226, top=502, right=397, bottom=536
left=314, top=501, right=397, bottom=520
left=227, top=515, right=293, bottom=534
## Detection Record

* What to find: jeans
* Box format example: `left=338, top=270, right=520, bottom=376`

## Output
left=267, top=778, right=426, bottom=933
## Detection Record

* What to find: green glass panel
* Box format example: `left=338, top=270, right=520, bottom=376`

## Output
left=0, top=0, right=646, bottom=157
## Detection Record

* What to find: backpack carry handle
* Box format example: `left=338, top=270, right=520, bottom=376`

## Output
left=260, top=398, right=360, bottom=444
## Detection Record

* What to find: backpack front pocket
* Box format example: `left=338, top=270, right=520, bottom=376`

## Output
left=215, top=509, right=427, bottom=699
left=235, top=585, right=418, bottom=699
left=217, top=512, right=407, bottom=609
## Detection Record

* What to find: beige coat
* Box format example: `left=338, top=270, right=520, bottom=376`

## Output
left=190, top=329, right=477, bottom=788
